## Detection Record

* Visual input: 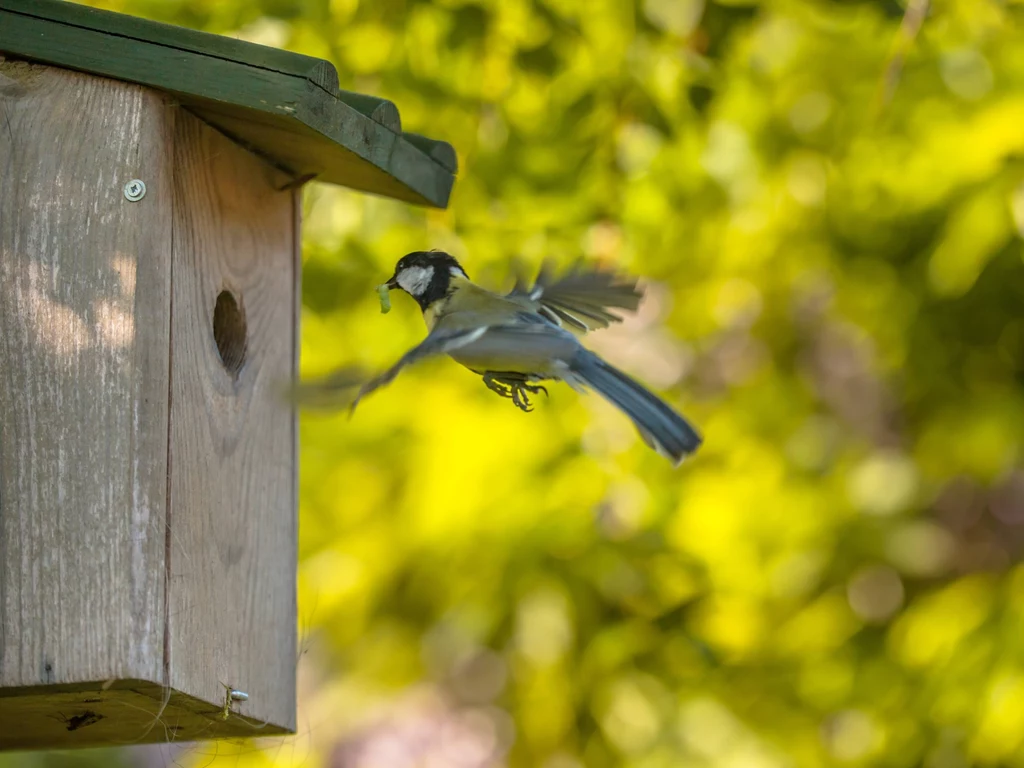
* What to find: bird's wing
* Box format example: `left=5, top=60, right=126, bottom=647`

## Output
left=350, top=326, right=489, bottom=412
left=506, top=262, right=643, bottom=332
left=285, top=365, right=365, bottom=410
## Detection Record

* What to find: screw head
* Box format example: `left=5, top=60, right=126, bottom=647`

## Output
left=123, top=179, right=146, bottom=202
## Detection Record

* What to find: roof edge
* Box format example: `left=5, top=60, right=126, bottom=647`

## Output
left=0, top=0, right=456, bottom=206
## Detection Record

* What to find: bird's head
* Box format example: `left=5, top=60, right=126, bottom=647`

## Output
left=384, top=250, right=469, bottom=310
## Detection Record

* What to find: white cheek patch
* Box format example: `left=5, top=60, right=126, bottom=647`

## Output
left=396, top=265, right=434, bottom=296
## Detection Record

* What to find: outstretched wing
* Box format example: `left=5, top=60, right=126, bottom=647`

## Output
left=285, top=365, right=365, bottom=410
left=507, top=262, right=643, bottom=332
left=350, top=326, right=488, bottom=412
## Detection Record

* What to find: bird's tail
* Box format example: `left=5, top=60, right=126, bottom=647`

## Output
left=568, top=350, right=702, bottom=465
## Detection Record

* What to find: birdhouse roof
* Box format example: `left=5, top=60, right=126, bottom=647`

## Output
left=0, top=0, right=456, bottom=207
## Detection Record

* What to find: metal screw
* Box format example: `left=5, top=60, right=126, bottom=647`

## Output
left=123, top=179, right=146, bottom=202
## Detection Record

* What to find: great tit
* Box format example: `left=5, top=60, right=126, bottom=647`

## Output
left=347, top=250, right=702, bottom=465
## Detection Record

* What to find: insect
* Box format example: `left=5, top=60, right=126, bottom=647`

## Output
left=376, top=282, right=392, bottom=313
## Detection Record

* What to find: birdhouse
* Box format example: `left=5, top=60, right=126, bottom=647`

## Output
left=0, top=0, right=455, bottom=750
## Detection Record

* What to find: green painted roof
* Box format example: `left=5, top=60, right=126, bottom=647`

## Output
left=0, top=0, right=456, bottom=207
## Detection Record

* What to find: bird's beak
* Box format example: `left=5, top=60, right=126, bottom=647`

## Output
left=385, top=275, right=399, bottom=290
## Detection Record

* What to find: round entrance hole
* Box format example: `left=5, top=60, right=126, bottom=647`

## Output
left=213, top=289, right=247, bottom=377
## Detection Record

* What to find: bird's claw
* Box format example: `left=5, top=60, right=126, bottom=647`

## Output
left=527, top=384, right=548, bottom=399
left=511, top=382, right=548, bottom=412
left=511, top=387, right=533, bottom=412
left=483, top=373, right=547, bottom=412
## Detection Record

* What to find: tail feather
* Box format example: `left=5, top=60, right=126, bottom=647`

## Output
left=569, top=351, right=702, bottom=465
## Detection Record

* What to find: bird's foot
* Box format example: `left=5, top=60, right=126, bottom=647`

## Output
left=482, top=373, right=548, bottom=412
left=483, top=374, right=514, bottom=400
left=509, top=382, right=548, bottom=412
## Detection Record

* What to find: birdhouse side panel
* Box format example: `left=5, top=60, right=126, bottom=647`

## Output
left=0, top=60, right=173, bottom=691
left=166, top=108, right=298, bottom=734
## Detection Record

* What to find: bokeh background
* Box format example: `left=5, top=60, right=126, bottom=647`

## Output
left=8, top=0, right=1024, bottom=766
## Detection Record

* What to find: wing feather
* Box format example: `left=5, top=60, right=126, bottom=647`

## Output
left=350, top=326, right=487, bottom=411
left=507, top=262, right=642, bottom=332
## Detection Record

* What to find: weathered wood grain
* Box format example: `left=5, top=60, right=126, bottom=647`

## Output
left=0, top=58, right=171, bottom=709
left=0, top=61, right=298, bottom=749
left=166, top=109, right=297, bottom=733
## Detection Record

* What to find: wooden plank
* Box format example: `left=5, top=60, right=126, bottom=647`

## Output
left=0, top=58, right=171, bottom=702
left=166, top=109, right=297, bottom=734
left=0, top=0, right=456, bottom=207
left=1, top=0, right=399, bottom=125
left=403, top=132, right=459, bottom=173
left=193, top=102, right=453, bottom=205
left=2, top=0, right=330, bottom=86
left=0, top=678, right=283, bottom=749
left=1, top=0, right=402, bottom=130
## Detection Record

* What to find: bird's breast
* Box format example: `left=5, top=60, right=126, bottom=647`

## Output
left=421, top=297, right=448, bottom=331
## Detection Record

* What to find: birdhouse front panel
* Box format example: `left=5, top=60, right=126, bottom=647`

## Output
left=166, top=107, right=298, bottom=736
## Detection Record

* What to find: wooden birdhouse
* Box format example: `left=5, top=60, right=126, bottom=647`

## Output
left=0, top=0, right=455, bottom=750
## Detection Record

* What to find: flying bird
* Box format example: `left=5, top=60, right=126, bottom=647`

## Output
left=346, top=250, right=702, bottom=465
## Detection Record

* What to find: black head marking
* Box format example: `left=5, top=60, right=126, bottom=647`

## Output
left=387, top=250, right=469, bottom=310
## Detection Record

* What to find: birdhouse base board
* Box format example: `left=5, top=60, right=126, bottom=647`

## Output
left=0, top=679, right=289, bottom=750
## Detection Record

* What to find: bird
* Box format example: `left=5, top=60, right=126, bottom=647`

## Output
left=342, top=250, right=703, bottom=466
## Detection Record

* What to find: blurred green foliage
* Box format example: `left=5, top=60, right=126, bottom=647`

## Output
left=14, top=0, right=1024, bottom=766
